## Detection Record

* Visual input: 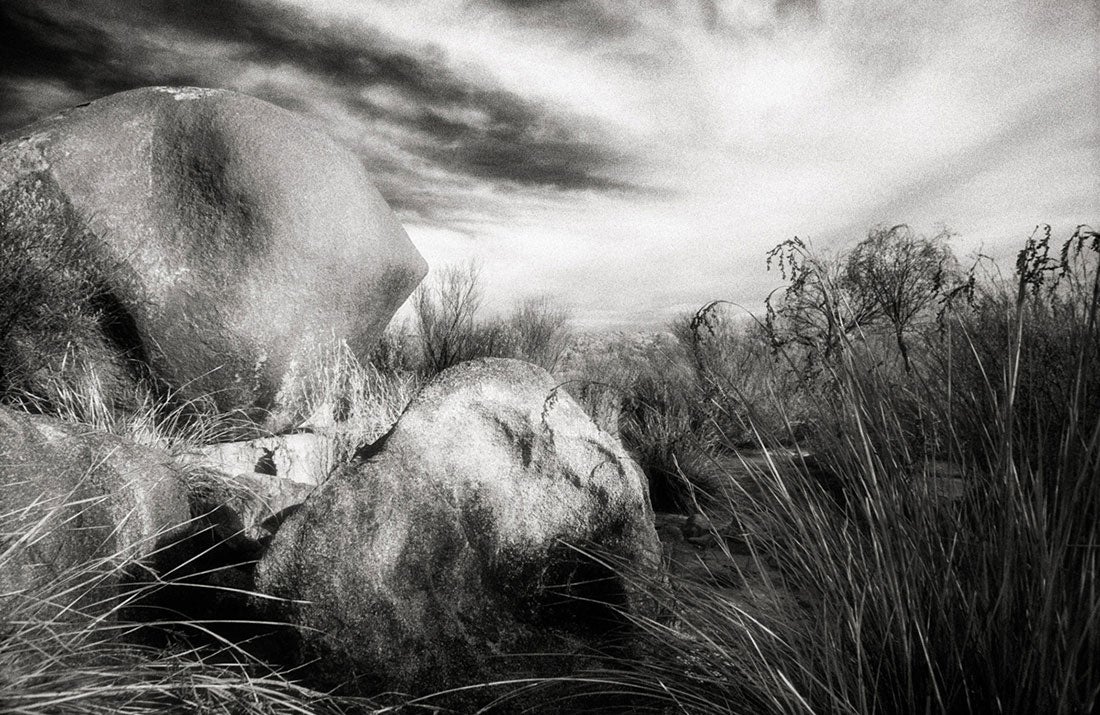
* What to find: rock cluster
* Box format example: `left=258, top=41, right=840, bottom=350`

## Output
left=0, top=88, right=663, bottom=703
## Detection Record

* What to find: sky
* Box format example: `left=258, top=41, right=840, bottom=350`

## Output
left=2, top=0, right=1097, bottom=330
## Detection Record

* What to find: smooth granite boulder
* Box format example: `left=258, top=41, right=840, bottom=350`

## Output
left=0, top=86, right=426, bottom=430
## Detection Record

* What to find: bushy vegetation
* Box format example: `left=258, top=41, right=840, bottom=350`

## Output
left=0, top=179, right=152, bottom=421
left=548, top=223, right=1099, bottom=714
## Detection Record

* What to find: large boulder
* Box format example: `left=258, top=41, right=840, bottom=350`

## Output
left=0, top=86, right=426, bottom=430
left=0, top=407, right=191, bottom=614
left=254, top=358, right=662, bottom=697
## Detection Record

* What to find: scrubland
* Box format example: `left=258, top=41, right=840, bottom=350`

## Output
left=1, top=223, right=1097, bottom=713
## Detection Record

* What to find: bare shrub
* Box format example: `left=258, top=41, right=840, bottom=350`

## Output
left=766, top=224, right=963, bottom=375
left=505, top=295, right=574, bottom=372
left=366, top=321, right=421, bottom=375
left=844, top=224, right=959, bottom=370
left=411, top=261, right=574, bottom=378
left=413, top=260, right=486, bottom=375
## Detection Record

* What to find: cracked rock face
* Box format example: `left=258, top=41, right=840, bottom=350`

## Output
left=0, top=86, right=426, bottom=430
left=254, top=358, right=662, bottom=697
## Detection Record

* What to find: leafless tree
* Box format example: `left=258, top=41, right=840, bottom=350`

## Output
left=765, top=225, right=961, bottom=373
left=413, top=260, right=484, bottom=374
left=843, top=224, right=958, bottom=371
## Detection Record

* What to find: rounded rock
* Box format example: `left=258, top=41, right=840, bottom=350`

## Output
left=0, top=86, right=426, bottom=429
left=255, top=358, right=663, bottom=696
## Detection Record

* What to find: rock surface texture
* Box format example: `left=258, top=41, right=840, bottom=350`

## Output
left=201, top=470, right=314, bottom=547
left=0, top=406, right=190, bottom=609
left=255, top=358, right=662, bottom=696
left=186, top=432, right=335, bottom=486
left=0, top=86, right=426, bottom=429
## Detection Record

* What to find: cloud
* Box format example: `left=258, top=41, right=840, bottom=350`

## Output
left=0, top=0, right=639, bottom=221
left=1, top=0, right=1097, bottom=328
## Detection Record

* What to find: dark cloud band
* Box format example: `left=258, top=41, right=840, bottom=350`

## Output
left=0, top=0, right=639, bottom=223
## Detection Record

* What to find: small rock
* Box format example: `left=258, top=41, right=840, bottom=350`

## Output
left=214, top=471, right=313, bottom=545
left=185, top=432, right=334, bottom=486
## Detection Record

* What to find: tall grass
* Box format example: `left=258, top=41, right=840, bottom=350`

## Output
left=0, top=476, right=377, bottom=714
left=566, top=226, right=1099, bottom=713
left=0, top=180, right=156, bottom=425
left=5, top=355, right=256, bottom=456
left=273, top=338, right=420, bottom=465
